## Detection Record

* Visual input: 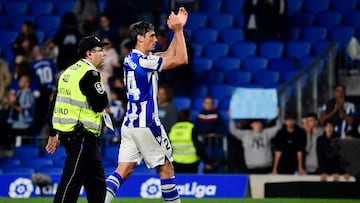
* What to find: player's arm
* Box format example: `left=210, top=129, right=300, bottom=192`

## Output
left=79, top=70, right=108, bottom=112
left=160, top=9, right=188, bottom=70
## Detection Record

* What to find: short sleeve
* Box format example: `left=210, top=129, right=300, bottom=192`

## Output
left=139, top=54, right=163, bottom=71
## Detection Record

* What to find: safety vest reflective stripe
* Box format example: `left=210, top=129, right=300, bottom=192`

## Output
left=52, top=117, right=101, bottom=130
left=55, top=96, right=91, bottom=109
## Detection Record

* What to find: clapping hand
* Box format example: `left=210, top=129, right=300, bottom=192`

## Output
left=176, top=7, right=188, bottom=27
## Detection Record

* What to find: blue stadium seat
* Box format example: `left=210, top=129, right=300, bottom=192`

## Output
left=0, top=30, right=18, bottom=47
left=291, top=12, right=315, bottom=27
left=213, top=56, right=241, bottom=73
left=242, top=56, right=268, bottom=73
left=208, top=13, right=234, bottom=30
left=192, top=28, right=218, bottom=45
left=330, top=0, right=356, bottom=13
left=6, top=166, right=35, bottom=174
left=286, top=41, right=312, bottom=59
left=268, top=58, right=296, bottom=72
left=54, top=156, right=66, bottom=167
left=36, top=14, right=61, bottom=33
left=224, top=70, right=252, bottom=87
left=173, top=96, right=192, bottom=111
left=14, top=145, right=40, bottom=162
left=198, top=0, right=222, bottom=14
left=343, top=10, right=360, bottom=36
left=284, top=27, right=301, bottom=41
left=329, top=26, right=355, bottom=50
left=286, top=0, right=303, bottom=16
left=234, top=14, right=245, bottom=28
left=219, top=27, right=244, bottom=45
left=192, top=56, right=213, bottom=76
left=259, top=41, right=284, bottom=59
left=54, top=1, right=75, bottom=17
left=203, top=42, right=229, bottom=60
left=9, top=15, right=35, bottom=30
left=185, top=12, right=207, bottom=31
left=191, top=43, right=202, bottom=56
left=22, top=157, right=54, bottom=171
left=301, top=26, right=327, bottom=44
left=35, top=30, right=45, bottom=45
left=281, top=69, right=307, bottom=89
left=312, top=39, right=333, bottom=55
left=200, top=70, right=224, bottom=85
left=253, top=70, right=280, bottom=87
left=190, top=85, right=208, bottom=98
left=223, top=0, right=245, bottom=16
left=29, top=1, right=54, bottom=17
left=209, top=84, right=235, bottom=101
left=300, top=56, right=325, bottom=75
left=44, top=145, right=66, bottom=162
left=0, top=15, right=8, bottom=29
left=4, top=1, right=28, bottom=18
left=316, top=11, right=342, bottom=30
left=103, top=145, right=120, bottom=165
left=37, top=166, right=63, bottom=174
left=133, top=164, right=157, bottom=175
left=230, top=41, right=257, bottom=60
left=0, top=157, right=21, bottom=172
left=104, top=166, right=115, bottom=176
left=303, top=0, right=329, bottom=14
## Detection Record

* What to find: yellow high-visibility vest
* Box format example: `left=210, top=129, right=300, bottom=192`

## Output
left=169, top=122, right=199, bottom=164
left=52, top=60, right=103, bottom=136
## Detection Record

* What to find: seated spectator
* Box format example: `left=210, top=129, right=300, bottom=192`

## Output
left=229, top=113, right=281, bottom=174
left=158, top=84, right=177, bottom=133
left=195, top=96, right=227, bottom=173
left=169, top=109, right=212, bottom=174
left=272, top=112, right=306, bottom=175
left=317, top=119, right=349, bottom=181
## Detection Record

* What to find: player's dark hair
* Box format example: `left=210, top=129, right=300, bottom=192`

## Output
left=129, top=21, right=154, bottom=48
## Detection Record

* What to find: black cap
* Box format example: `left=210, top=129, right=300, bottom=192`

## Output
left=78, top=35, right=109, bottom=55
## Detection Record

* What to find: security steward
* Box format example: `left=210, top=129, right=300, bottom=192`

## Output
left=46, top=35, right=109, bottom=203
left=169, top=110, right=212, bottom=173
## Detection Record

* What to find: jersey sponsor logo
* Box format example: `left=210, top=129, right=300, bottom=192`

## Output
left=140, top=177, right=217, bottom=198
left=94, top=82, right=105, bottom=94
left=8, top=177, right=34, bottom=198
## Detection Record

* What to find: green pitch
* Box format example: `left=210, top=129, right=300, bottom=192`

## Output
left=0, top=198, right=359, bottom=203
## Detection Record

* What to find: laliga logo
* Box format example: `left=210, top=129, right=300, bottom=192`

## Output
left=140, top=178, right=162, bottom=198
left=8, top=177, right=34, bottom=198
left=140, top=178, right=217, bottom=198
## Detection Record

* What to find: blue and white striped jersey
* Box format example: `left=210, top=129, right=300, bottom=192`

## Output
left=122, top=49, right=164, bottom=128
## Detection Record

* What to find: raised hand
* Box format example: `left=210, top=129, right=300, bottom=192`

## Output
left=176, top=7, right=188, bottom=27
left=167, top=12, right=182, bottom=32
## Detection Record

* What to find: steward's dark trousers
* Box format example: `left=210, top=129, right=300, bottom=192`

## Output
left=54, top=132, right=105, bottom=203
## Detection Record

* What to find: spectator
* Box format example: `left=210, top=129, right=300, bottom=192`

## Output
left=12, top=21, right=39, bottom=68
left=272, top=112, right=306, bottom=175
left=319, top=84, right=356, bottom=138
left=100, top=36, right=121, bottom=101
left=317, top=119, right=348, bottom=181
left=105, top=88, right=125, bottom=143
left=169, top=109, right=212, bottom=173
left=7, top=74, right=35, bottom=146
left=303, top=112, right=323, bottom=174
left=98, top=13, right=120, bottom=51
left=52, top=12, right=82, bottom=71
left=29, top=46, right=57, bottom=133
left=0, top=59, right=12, bottom=106
left=229, top=115, right=281, bottom=174
left=256, top=0, right=286, bottom=40
left=158, top=84, right=177, bottom=133
left=195, top=96, right=227, bottom=173
left=116, top=38, right=132, bottom=78
left=73, top=0, right=100, bottom=35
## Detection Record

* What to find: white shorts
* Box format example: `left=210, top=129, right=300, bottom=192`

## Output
left=118, top=125, right=173, bottom=168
